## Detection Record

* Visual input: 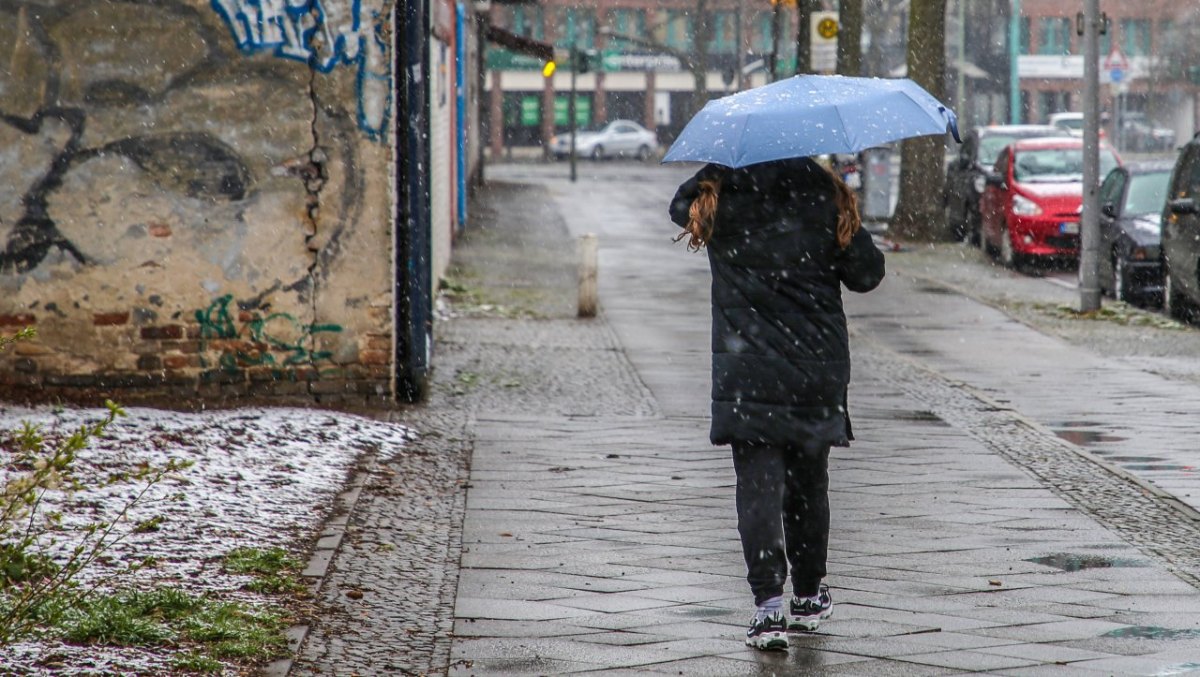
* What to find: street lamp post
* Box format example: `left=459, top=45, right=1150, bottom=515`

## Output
left=569, top=47, right=578, bottom=183
left=1079, top=0, right=1102, bottom=312
left=1009, top=0, right=1021, bottom=123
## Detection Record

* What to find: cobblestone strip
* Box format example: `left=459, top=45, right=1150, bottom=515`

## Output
left=856, top=335, right=1200, bottom=588
left=288, top=408, right=471, bottom=676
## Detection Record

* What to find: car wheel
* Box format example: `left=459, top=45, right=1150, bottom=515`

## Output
left=1113, top=254, right=1131, bottom=304
left=636, top=145, right=652, bottom=161
left=591, top=145, right=604, bottom=161
left=967, top=208, right=982, bottom=248
left=1164, top=264, right=1193, bottom=322
left=944, top=201, right=963, bottom=242
left=1000, top=224, right=1020, bottom=269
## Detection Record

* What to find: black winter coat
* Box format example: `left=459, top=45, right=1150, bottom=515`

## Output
left=669, top=158, right=885, bottom=448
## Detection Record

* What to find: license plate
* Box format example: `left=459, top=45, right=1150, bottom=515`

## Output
left=1060, top=222, right=1080, bottom=235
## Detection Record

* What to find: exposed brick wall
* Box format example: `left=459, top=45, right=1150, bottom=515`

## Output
left=0, top=312, right=393, bottom=408
left=0, top=1, right=397, bottom=408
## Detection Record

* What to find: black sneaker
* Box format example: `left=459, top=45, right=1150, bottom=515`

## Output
left=745, top=611, right=789, bottom=651
left=788, top=584, right=833, bottom=632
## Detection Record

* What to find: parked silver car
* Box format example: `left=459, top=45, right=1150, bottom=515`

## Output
left=549, top=119, right=659, bottom=161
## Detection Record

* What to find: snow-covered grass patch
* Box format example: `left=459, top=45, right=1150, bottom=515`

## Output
left=0, top=405, right=412, bottom=674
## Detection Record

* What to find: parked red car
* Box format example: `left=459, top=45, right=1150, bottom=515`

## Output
left=980, top=137, right=1121, bottom=268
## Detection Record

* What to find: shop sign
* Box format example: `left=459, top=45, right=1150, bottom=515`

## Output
left=520, top=96, right=540, bottom=126
left=600, top=51, right=683, bottom=73
left=554, top=96, right=592, bottom=126
left=488, top=47, right=546, bottom=71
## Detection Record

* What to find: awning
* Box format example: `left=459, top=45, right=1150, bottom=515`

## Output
left=485, top=24, right=553, bottom=61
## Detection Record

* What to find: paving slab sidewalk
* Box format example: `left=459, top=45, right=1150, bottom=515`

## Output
left=446, top=165, right=1200, bottom=675
left=293, top=165, right=1200, bottom=676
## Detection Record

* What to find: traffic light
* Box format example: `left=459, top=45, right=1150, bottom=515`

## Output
left=542, top=60, right=556, bottom=78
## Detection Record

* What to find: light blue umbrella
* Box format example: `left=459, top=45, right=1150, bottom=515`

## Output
left=662, top=75, right=961, bottom=168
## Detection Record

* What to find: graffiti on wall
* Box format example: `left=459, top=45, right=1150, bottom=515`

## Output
left=0, top=107, right=252, bottom=274
left=195, top=293, right=343, bottom=371
left=0, top=0, right=364, bottom=279
left=210, top=0, right=391, bottom=140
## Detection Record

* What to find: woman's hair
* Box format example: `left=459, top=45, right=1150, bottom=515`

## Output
left=828, top=169, right=862, bottom=249
left=676, top=165, right=862, bottom=250
left=675, top=178, right=721, bottom=252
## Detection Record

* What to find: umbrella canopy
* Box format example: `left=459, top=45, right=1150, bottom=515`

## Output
left=662, top=75, right=960, bottom=168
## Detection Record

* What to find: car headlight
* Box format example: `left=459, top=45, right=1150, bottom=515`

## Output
left=1011, top=194, right=1042, bottom=216
left=973, top=175, right=986, bottom=194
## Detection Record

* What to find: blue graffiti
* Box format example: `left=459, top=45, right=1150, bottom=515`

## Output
left=211, top=0, right=391, bottom=140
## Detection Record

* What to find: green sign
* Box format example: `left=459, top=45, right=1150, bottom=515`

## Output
left=488, top=47, right=546, bottom=71
left=520, top=97, right=540, bottom=126
left=554, top=96, right=591, bottom=126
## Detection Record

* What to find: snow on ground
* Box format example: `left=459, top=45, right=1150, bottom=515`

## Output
left=0, top=405, right=412, bottom=674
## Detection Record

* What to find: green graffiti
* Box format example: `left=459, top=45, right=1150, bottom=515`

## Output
left=194, top=294, right=343, bottom=370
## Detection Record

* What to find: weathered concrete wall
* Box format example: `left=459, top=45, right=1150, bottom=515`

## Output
left=0, top=0, right=395, bottom=406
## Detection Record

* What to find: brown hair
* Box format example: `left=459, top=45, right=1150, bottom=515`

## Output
left=674, top=179, right=721, bottom=251
left=675, top=166, right=861, bottom=250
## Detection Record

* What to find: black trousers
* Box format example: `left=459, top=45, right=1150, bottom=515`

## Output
left=731, top=442, right=831, bottom=606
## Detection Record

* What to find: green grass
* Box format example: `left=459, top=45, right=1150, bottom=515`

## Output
left=223, top=547, right=307, bottom=595
left=59, top=586, right=287, bottom=662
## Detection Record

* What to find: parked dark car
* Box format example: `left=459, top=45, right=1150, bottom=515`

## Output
left=945, top=124, right=1061, bottom=244
left=1162, top=135, right=1200, bottom=321
left=1097, top=161, right=1173, bottom=305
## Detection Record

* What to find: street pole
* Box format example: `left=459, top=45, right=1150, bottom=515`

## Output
left=569, top=47, right=578, bottom=183
left=769, top=2, right=783, bottom=81
left=1008, top=0, right=1021, bottom=123
left=1079, top=0, right=1101, bottom=312
left=956, top=0, right=966, bottom=123
left=735, top=5, right=744, bottom=91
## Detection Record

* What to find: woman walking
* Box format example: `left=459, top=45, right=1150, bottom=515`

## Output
left=668, top=157, right=885, bottom=651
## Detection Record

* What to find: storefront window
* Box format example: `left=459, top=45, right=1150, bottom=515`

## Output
left=1037, top=17, right=1070, bottom=56
left=609, top=9, right=646, bottom=49
left=1120, top=18, right=1151, bottom=56
left=557, top=8, right=596, bottom=49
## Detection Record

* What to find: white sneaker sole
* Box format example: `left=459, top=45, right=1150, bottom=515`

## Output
left=788, top=609, right=832, bottom=633
left=746, top=630, right=788, bottom=651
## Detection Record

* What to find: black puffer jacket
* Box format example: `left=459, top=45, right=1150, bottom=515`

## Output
left=669, top=158, right=885, bottom=447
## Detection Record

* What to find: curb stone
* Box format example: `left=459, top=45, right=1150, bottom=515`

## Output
left=877, top=270, right=1200, bottom=524
left=264, top=466, right=370, bottom=677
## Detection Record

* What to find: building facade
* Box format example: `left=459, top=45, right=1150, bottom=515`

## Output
left=483, top=0, right=802, bottom=153
left=1016, top=0, right=1199, bottom=146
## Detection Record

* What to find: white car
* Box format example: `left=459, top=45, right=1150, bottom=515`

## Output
left=1048, top=112, right=1084, bottom=137
left=549, top=119, right=659, bottom=161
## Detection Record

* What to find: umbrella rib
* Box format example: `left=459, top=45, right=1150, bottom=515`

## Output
left=732, top=114, right=753, bottom=167
left=831, top=100, right=856, bottom=154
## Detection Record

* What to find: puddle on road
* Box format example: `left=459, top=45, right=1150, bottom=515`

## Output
left=1055, top=430, right=1126, bottom=445
left=666, top=606, right=734, bottom=619
left=1103, top=626, right=1200, bottom=641
left=1123, top=464, right=1187, bottom=472
left=915, top=285, right=956, bottom=295
left=887, top=410, right=945, bottom=423
left=1027, top=553, right=1148, bottom=572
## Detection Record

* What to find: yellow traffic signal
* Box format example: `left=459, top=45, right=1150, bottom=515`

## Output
left=542, top=60, right=557, bottom=77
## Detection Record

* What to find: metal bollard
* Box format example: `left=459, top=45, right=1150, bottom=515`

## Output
left=577, top=233, right=598, bottom=318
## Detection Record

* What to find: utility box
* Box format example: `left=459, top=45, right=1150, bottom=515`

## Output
left=861, top=147, right=894, bottom=221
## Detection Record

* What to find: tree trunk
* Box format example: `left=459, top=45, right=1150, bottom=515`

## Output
left=890, top=0, right=950, bottom=241
left=689, top=0, right=712, bottom=117
left=796, top=0, right=820, bottom=75
left=837, top=0, right=863, bottom=76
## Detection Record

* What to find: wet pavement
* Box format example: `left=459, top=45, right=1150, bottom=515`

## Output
left=294, top=161, right=1200, bottom=675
